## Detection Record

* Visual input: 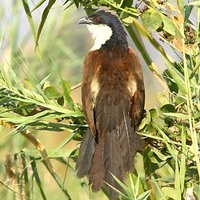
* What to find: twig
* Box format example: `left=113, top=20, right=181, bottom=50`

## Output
left=71, top=82, right=81, bottom=91
left=20, top=129, right=55, bottom=174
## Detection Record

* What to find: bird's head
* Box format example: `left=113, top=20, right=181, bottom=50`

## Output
left=77, top=9, right=128, bottom=51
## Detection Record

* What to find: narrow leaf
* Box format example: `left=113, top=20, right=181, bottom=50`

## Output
left=180, top=126, right=186, bottom=192
left=22, top=0, right=37, bottom=40
left=21, top=151, right=31, bottom=198
left=31, top=0, right=47, bottom=12
left=57, top=73, right=75, bottom=111
left=30, top=156, right=47, bottom=200
left=177, top=0, right=185, bottom=18
left=164, top=58, right=187, bottom=94
left=151, top=176, right=165, bottom=199
left=36, top=0, right=56, bottom=46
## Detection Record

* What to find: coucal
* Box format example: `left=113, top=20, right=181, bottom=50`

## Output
left=76, top=9, right=145, bottom=199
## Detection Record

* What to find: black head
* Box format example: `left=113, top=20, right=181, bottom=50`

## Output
left=78, top=10, right=118, bottom=26
left=78, top=9, right=128, bottom=51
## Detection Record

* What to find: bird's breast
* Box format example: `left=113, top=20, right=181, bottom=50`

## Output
left=96, top=70, right=134, bottom=110
left=83, top=49, right=138, bottom=107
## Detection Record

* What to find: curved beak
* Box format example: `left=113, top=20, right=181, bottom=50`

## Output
left=77, top=16, right=93, bottom=25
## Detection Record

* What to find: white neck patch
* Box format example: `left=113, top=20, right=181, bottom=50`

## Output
left=87, top=24, right=113, bottom=51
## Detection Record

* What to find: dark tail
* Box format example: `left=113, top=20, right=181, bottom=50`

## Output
left=91, top=111, right=142, bottom=199
left=76, top=129, right=95, bottom=178
left=76, top=111, right=143, bottom=199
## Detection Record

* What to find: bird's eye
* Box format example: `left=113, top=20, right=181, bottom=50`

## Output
left=94, top=16, right=100, bottom=22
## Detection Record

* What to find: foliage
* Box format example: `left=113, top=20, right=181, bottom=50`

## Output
left=0, top=0, right=200, bottom=199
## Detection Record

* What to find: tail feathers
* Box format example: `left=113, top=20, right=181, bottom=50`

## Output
left=76, top=118, right=143, bottom=200
left=89, top=125, right=141, bottom=199
left=76, top=129, right=95, bottom=178
left=89, top=130, right=125, bottom=199
left=104, top=129, right=124, bottom=199
left=103, top=117, right=142, bottom=199
left=120, top=112, right=143, bottom=171
left=89, top=138, right=105, bottom=191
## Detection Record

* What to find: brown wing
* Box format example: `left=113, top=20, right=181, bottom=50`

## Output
left=81, top=50, right=101, bottom=138
left=126, top=48, right=145, bottom=127
left=76, top=51, right=100, bottom=177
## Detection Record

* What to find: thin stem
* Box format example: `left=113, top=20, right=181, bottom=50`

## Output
left=181, top=23, right=200, bottom=177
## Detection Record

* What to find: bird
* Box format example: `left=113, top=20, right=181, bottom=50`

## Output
left=76, top=8, right=145, bottom=199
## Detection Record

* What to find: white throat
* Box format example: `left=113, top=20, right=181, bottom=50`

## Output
left=87, top=24, right=113, bottom=51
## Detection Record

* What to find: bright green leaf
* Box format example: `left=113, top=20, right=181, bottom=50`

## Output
left=177, top=0, right=185, bottom=18
left=44, top=86, right=62, bottom=100
left=162, top=187, right=180, bottom=199
left=150, top=11, right=162, bottom=32
left=161, top=15, right=176, bottom=36
left=162, top=112, right=189, bottom=120
left=141, top=12, right=152, bottom=32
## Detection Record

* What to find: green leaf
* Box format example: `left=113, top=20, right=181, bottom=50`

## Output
left=162, top=112, right=189, bottom=120
left=151, top=148, right=171, bottom=161
left=61, top=80, right=75, bottom=110
left=141, top=11, right=162, bottom=32
left=160, top=104, right=176, bottom=113
left=160, top=13, right=182, bottom=38
left=36, top=0, right=56, bottom=46
left=162, top=187, right=180, bottom=199
left=180, top=126, right=186, bottom=192
left=51, top=131, right=77, bottom=156
left=141, top=12, right=151, bottom=31
left=22, top=0, right=37, bottom=40
left=105, top=174, right=129, bottom=199
left=137, top=190, right=151, bottom=200
left=164, top=58, right=186, bottom=94
left=44, top=86, right=62, bottom=100
left=184, top=5, right=193, bottom=22
left=161, top=15, right=177, bottom=36
left=31, top=0, right=47, bottom=12
left=163, top=69, right=179, bottom=93
left=150, top=109, right=167, bottom=128
left=177, top=0, right=185, bottom=18
left=21, top=151, right=31, bottom=198
left=121, top=0, right=133, bottom=8
left=30, top=156, right=47, bottom=200
left=151, top=176, right=165, bottom=199
left=150, top=11, right=162, bottom=32
left=56, top=72, right=75, bottom=110
left=134, top=153, right=145, bottom=179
